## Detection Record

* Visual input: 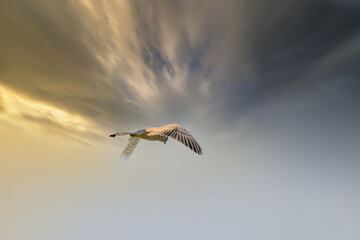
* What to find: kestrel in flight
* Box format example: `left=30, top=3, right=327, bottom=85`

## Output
left=110, top=124, right=203, bottom=159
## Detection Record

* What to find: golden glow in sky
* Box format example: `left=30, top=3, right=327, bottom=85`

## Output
left=0, top=1, right=359, bottom=239
left=0, top=85, right=100, bottom=145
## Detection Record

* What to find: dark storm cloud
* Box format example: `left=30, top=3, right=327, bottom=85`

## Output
left=1, top=0, right=359, bottom=138
left=226, top=0, right=360, bottom=108
left=128, top=0, right=360, bottom=121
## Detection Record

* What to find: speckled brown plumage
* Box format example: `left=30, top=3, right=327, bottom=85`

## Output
left=145, top=124, right=203, bottom=155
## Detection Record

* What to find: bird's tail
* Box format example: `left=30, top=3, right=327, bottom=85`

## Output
left=109, top=132, right=130, bottom=138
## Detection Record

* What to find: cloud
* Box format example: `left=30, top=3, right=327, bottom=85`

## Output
left=0, top=85, right=102, bottom=145
left=0, top=92, right=4, bottom=112
left=0, top=0, right=359, bottom=141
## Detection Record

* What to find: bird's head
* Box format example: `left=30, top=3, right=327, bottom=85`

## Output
left=130, top=129, right=146, bottom=136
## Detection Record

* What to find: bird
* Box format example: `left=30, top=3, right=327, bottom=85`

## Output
left=109, top=124, right=203, bottom=159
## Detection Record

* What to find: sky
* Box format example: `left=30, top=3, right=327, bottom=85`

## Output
left=1, top=0, right=360, bottom=239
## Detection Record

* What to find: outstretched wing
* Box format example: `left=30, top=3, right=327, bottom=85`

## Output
left=121, top=137, right=140, bottom=160
left=146, top=124, right=203, bottom=155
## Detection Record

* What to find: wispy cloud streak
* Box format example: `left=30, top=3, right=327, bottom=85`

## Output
left=0, top=0, right=359, bottom=141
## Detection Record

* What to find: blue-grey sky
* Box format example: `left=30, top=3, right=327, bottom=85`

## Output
left=0, top=0, right=359, bottom=239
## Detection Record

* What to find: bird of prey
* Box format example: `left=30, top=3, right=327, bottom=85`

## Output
left=109, top=124, right=203, bottom=159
